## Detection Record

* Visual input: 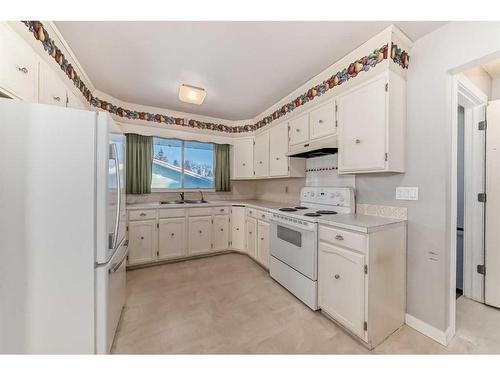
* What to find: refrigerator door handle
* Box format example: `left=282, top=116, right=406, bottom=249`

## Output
left=110, top=143, right=121, bottom=250
left=109, top=247, right=128, bottom=274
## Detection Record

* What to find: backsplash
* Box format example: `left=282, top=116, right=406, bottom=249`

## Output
left=356, top=203, right=408, bottom=220
left=305, top=154, right=355, bottom=188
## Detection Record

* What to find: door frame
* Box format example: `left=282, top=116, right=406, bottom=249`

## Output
left=448, top=73, right=488, bottom=344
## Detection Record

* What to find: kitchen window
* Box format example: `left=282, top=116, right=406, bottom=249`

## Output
left=151, top=137, right=215, bottom=190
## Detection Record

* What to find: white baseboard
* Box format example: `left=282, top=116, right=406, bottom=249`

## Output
left=405, top=314, right=452, bottom=346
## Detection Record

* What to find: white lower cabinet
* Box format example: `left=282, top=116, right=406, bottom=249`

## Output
left=188, top=216, right=213, bottom=255
left=128, top=220, right=156, bottom=265
left=318, top=223, right=406, bottom=349
left=257, top=221, right=270, bottom=268
left=231, top=206, right=246, bottom=251
left=246, top=217, right=257, bottom=259
left=213, top=214, right=230, bottom=251
left=158, top=218, right=186, bottom=260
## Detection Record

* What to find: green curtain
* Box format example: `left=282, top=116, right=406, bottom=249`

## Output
left=125, top=133, right=153, bottom=194
left=215, top=144, right=231, bottom=192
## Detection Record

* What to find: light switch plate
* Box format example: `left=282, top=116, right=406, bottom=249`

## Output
left=396, top=187, right=418, bottom=201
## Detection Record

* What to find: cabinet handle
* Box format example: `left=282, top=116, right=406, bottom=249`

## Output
left=53, top=96, right=61, bottom=102
left=220, top=208, right=225, bottom=212
left=249, top=231, right=252, bottom=235
left=259, top=161, right=263, bottom=164
left=304, top=143, right=309, bottom=147
left=261, top=237, right=264, bottom=241
left=199, top=230, right=202, bottom=234
left=261, top=214, right=265, bottom=218
left=242, top=163, right=246, bottom=166
left=140, top=213, right=146, bottom=217
left=334, top=274, right=340, bottom=279
left=171, top=233, right=175, bottom=236
left=276, top=157, right=280, bottom=160
left=355, top=139, right=361, bottom=144
left=296, top=128, right=300, bottom=132
left=220, top=228, right=224, bottom=231
left=335, top=234, right=344, bottom=241
left=140, top=236, right=144, bottom=240
left=318, top=119, right=324, bottom=124
left=236, top=228, right=239, bottom=231
left=16, top=66, right=28, bottom=74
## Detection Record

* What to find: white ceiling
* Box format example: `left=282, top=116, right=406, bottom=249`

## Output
left=482, top=58, right=500, bottom=79
left=55, top=21, right=446, bottom=121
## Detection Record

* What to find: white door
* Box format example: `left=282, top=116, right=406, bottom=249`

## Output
left=213, top=215, right=230, bottom=251
left=257, top=221, right=270, bottom=268
left=231, top=206, right=246, bottom=251
left=128, top=221, right=156, bottom=264
left=485, top=100, right=500, bottom=308
left=289, top=114, right=309, bottom=146
left=269, top=122, right=289, bottom=176
left=254, top=132, right=270, bottom=177
left=310, top=101, right=336, bottom=140
left=233, top=138, right=254, bottom=178
left=39, top=61, right=67, bottom=107
left=158, top=218, right=186, bottom=259
left=318, top=242, right=366, bottom=338
left=188, top=216, right=212, bottom=255
left=338, top=76, right=387, bottom=172
left=247, top=217, right=257, bottom=259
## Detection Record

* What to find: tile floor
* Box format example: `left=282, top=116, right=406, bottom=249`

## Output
left=111, top=253, right=500, bottom=354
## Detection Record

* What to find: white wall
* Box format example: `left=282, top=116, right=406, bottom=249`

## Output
left=464, top=66, right=492, bottom=98
left=356, top=21, right=500, bottom=333
left=492, top=78, right=500, bottom=100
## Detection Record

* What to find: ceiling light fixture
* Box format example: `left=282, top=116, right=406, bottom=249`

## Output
left=178, top=84, right=206, bottom=105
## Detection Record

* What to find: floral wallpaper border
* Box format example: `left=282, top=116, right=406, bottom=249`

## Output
left=22, top=21, right=409, bottom=134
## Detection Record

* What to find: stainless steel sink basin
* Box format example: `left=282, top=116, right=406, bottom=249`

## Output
left=183, top=199, right=209, bottom=204
left=160, top=200, right=209, bottom=205
left=160, top=200, right=185, bottom=204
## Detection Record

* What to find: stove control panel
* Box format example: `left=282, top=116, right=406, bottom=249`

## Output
left=301, top=187, right=355, bottom=210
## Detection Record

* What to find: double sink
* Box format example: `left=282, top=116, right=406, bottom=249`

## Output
left=160, top=191, right=208, bottom=205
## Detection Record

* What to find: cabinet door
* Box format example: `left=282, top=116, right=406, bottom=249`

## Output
left=0, top=23, right=38, bottom=102
left=158, top=218, right=186, bottom=259
left=231, top=207, right=246, bottom=251
left=213, top=215, right=230, bottom=251
left=289, top=114, right=309, bottom=146
left=39, top=61, right=67, bottom=107
left=269, top=122, right=289, bottom=177
left=257, top=221, right=270, bottom=268
left=66, top=89, right=87, bottom=110
left=128, top=221, right=156, bottom=264
left=233, top=138, right=254, bottom=178
left=318, top=242, right=366, bottom=338
left=188, top=216, right=212, bottom=255
left=254, top=132, right=270, bottom=177
left=310, top=101, right=336, bottom=140
left=338, top=77, right=387, bottom=172
left=246, top=217, right=257, bottom=259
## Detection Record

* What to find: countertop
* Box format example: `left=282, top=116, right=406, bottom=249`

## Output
left=317, top=213, right=406, bottom=233
left=126, top=199, right=286, bottom=211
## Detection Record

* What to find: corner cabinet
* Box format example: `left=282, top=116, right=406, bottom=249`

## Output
left=337, top=71, right=406, bottom=174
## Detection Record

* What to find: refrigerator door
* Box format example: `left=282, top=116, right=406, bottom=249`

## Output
left=96, top=113, right=126, bottom=264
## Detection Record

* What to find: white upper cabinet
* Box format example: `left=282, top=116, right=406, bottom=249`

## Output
left=39, top=60, right=67, bottom=107
left=310, top=101, right=336, bottom=140
left=0, top=23, right=39, bottom=102
left=337, top=72, right=405, bottom=174
left=232, top=138, right=254, bottom=179
left=253, top=131, right=270, bottom=177
left=269, top=122, right=290, bottom=176
left=66, top=88, right=87, bottom=110
left=288, top=114, right=309, bottom=146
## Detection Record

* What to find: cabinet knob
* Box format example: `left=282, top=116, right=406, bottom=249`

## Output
left=355, top=139, right=361, bottom=144
left=276, top=157, right=280, bottom=160
left=16, top=66, right=28, bottom=74
left=242, top=163, right=246, bottom=166
left=199, top=230, right=202, bottom=234
left=334, top=274, right=340, bottom=279
left=220, top=208, right=224, bottom=212
left=220, top=228, right=224, bottom=231
left=335, top=234, right=344, bottom=241
left=296, top=128, right=300, bottom=132
left=249, top=231, right=252, bottom=235
left=259, top=161, right=263, bottom=164
left=171, top=233, right=175, bottom=236
left=140, top=213, right=146, bottom=217
left=140, top=236, right=144, bottom=240
left=236, top=228, right=239, bottom=231
left=53, top=96, right=61, bottom=102
left=261, top=214, right=265, bottom=218
left=261, top=237, right=264, bottom=241
left=318, top=119, right=324, bottom=124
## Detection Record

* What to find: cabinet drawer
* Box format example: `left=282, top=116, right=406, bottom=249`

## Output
left=189, top=207, right=213, bottom=217
left=246, top=207, right=258, bottom=219
left=213, top=206, right=229, bottom=215
left=319, top=225, right=366, bottom=253
left=129, top=209, right=157, bottom=221
left=159, top=208, right=185, bottom=218
left=256, top=210, right=269, bottom=222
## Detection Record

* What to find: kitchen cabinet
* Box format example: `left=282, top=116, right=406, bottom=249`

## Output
left=257, top=221, right=270, bottom=268
left=246, top=216, right=257, bottom=260
left=213, top=214, right=230, bottom=251
left=188, top=216, right=213, bottom=255
left=128, top=220, right=156, bottom=265
left=253, top=131, right=270, bottom=177
left=337, top=72, right=405, bottom=174
left=231, top=206, right=246, bottom=251
left=310, top=101, right=336, bottom=140
left=269, top=122, right=290, bottom=176
left=158, top=218, right=186, bottom=260
left=66, top=88, right=87, bottom=110
left=289, top=113, right=309, bottom=146
left=39, top=60, right=67, bottom=107
left=0, top=22, right=39, bottom=102
left=232, top=138, right=254, bottom=179
left=317, top=222, right=406, bottom=349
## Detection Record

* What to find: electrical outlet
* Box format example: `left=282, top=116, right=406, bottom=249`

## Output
left=396, top=187, right=418, bottom=201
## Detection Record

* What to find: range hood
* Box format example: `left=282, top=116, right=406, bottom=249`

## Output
left=286, top=134, right=338, bottom=159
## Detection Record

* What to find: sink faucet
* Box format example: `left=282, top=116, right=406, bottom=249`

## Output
left=199, top=190, right=204, bottom=202
left=179, top=192, right=185, bottom=201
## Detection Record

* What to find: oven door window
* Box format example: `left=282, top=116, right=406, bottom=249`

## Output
left=277, top=225, right=302, bottom=247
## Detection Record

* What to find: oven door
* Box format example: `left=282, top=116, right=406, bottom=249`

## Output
left=270, top=220, right=317, bottom=280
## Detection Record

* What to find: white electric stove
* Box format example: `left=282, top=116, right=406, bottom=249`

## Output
left=269, top=187, right=355, bottom=310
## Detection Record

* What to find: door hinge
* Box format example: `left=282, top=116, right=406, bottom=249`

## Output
left=478, top=121, right=487, bottom=131
left=335, top=120, right=338, bottom=127
left=156, top=251, right=159, bottom=256
left=126, top=226, right=128, bottom=231
left=211, top=219, right=214, bottom=224
left=288, top=165, right=290, bottom=171
left=364, top=321, right=368, bottom=331
left=335, top=104, right=338, bottom=112
left=157, top=223, right=159, bottom=228
left=385, top=83, right=388, bottom=92
left=364, top=264, right=368, bottom=274
left=384, top=153, right=388, bottom=162
left=478, top=193, right=487, bottom=203
left=477, top=264, right=486, bottom=275
left=211, top=244, right=213, bottom=249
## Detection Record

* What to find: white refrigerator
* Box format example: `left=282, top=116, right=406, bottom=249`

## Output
left=0, top=99, right=127, bottom=354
